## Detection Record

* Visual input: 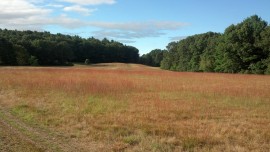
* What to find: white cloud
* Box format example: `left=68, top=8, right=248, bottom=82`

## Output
left=169, top=36, right=188, bottom=41
left=88, top=21, right=188, bottom=32
left=0, top=0, right=51, bottom=17
left=88, top=21, right=187, bottom=41
left=0, top=15, right=86, bottom=31
left=92, top=30, right=165, bottom=40
left=0, top=0, right=51, bottom=30
left=46, top=4, right=65, bottom=8
left=59, top=0, right=116, bottom=5
left=117, top=40, right=136, bottom=44
left=64, top=5, right=97, bottom=16
left=0, top=0, right=188, bottom=42
left=0, top=0, right=88, bottom=30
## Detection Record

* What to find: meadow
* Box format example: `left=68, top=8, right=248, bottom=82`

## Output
left=0, top=63, right=269, bottom=151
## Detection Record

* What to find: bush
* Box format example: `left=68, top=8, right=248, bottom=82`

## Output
left=85, top=59, right=90, bottom=65
left=28, top=56, right=39, bottom=66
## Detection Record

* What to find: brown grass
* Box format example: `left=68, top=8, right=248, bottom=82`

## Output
left=0, top=63, right=270, bottom=151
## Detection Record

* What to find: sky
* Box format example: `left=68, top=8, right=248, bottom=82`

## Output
left=0, top=0, right=270, bottom=55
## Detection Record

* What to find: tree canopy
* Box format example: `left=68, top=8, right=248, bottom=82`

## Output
left=0, top=29, right=139, bottom=66
left=159, top=15, right=270, bottom=74
left=139, top=49, right=165, bottom=67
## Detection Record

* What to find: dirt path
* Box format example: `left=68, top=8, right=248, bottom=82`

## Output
left=0, top=107, right=91, bottom=152
left=0, top=118, right=42, bottom=152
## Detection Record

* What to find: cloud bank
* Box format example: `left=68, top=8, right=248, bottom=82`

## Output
left=89, top=21, right=188, bottom=40
left=170, top=36, right=188, bottom=41
left=0, top=0, right=188, bottom=42
left=64, top=5, right=97, bottom=16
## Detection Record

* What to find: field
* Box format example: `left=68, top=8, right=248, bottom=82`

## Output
left=0, top=63, right=270, bottom=152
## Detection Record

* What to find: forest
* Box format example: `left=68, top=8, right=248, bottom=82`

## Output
left=0, top=30, right=139, bottom=66
left=0, top=15, right=270, bottom=74
left=143, top=15, right=270, bottom=74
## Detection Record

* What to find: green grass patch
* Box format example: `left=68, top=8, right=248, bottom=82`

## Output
left=60, top=98, right=77, bottom=113
left=122, top=135, right=141, bottom=145
left=182, top=137, right=198, bottom=151
left=83, top=96, right=127, bottom=115
left=151, top=141, right=176, bottom=152
left=11, top=104, right=36, bottom=123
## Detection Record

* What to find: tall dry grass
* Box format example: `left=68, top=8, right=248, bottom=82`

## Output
left=0, top=64, right=269, bottom=151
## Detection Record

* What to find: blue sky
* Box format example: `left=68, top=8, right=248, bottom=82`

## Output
left=0, top=0, right=270, bottom=55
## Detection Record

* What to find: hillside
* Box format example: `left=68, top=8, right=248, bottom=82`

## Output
left=0, top=63, right=269, bottom=151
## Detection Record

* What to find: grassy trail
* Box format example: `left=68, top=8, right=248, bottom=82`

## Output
left=0, top=107, right=89, bottom=152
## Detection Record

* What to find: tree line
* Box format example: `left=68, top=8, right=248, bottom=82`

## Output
left=141, top=15, right=270, bottom=74
left=139, top=49, right=165, bottom=67
left=0, top=30, right=139, bottom=66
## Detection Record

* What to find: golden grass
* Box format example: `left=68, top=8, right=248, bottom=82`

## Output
left=0, top=63, right=270, bottom=151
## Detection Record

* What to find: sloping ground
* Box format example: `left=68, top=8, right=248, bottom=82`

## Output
left=0, top=63, right=157, bottom=70
left=0, top=63, right=269, bottom=151
left=74, top=63, right=159, bottom=70
left=0, top=107, right=90, bottom=152
left=0, top=116, right=42, bottom=152
left=0, top=63, right=151, bottom=152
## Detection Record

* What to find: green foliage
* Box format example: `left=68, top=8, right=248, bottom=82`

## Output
left=215, top=15, right=268, bottom=73
left=14, top=45, right=30, bottom=65
left=263, top=58, right=270, bottom=74
left=161, top=32, right=221, bottom=72
left=28, top=56, right=39, bottom=66
left=162, top=15, right=270, bottom=74
left=0, top=29, right=139, bottom=66
left=160, top=42, right=178, bottom=70
left=122, top=135, right=141, bottom=145
left=140, top=49, right=165, bottom=67
left=0, top=37, right=17, bottom=65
